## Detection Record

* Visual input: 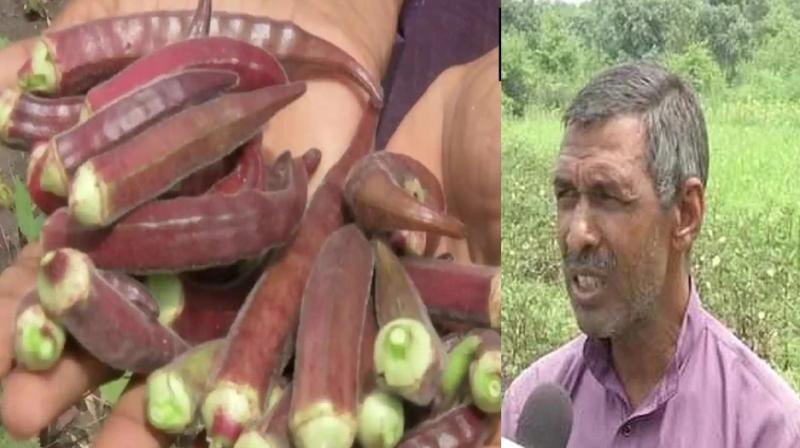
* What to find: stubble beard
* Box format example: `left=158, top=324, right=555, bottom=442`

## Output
left=571, top=231, right=664, bottom=340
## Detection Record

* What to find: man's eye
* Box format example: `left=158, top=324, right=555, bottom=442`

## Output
left=596, top=190, right=624, bottom=205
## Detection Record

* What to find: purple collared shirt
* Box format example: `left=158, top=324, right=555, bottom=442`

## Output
left=502, top=278, right=800, bottom=447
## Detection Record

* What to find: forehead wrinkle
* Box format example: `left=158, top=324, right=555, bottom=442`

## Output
left=557, top=119, right=649, bottom=193
left=582, top=160, right=634, bottom=190
left=555, top=154, right=638, bottom=195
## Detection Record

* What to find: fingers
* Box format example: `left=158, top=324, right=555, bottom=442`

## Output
left=91, top=377, right=176, bottom=448
left=442, top=49, right=501, bottom=266
left=0, top=349, right=115, bottom=439
left=0, top=242, right=44, bottom=376
left=0, top=37, right=37, bottom=91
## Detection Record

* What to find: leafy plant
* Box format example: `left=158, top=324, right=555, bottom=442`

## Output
left=99, top=373, right=132, bottom=405
left=12, top=175, right=46, bottom=244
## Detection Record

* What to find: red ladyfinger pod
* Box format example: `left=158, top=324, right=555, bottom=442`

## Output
left=396, top=405, right=491, bottom=448
left=68, top=81, right=306, bottom=228
left=300, top=148, right=322, bottom=181
left=262, top=148, right=324, bottom=192
left=234, top=383, right=294, bottom=448
left=144, top=270, right=255, bottom=345
left=13, top=289, right=67, bottom=372
left=372, top=238, right=447, bottom=407
left=15, top=270, right=157, bottom=373
left=98, top=269, right=161, bottom=319
left=16, top=10, right=382, bottom=106
left=83, top=36, right=288, bottom=114
left=27, top=143, right=67, bottom=215
left=201, top=141, right=320, bottom=196
left=401, top=256, right=501, bottom=329
left=205, top=136, right=265, bottom=195
left=11, top=91, right=84, bottom=125
left=287, top=225, right=374, bottom=448
left=200, top=108, right=378, bottom=448
left=356, top=293, right=405, bottom=448
left=374, top=152, right=452, bottom=257
left=17, top=11, right=193, bottom=95
left=44, top=150, right=308, bottom=273
left=0, top=88, right=83, bottom=150
left=164, top=134, right=262, bottom=199
left=43, top=138, right=262, bottom=266
left=169, top=152, right=241, bottom=198
left=36, top=248, right=189, bottom=373
left=220, top=15, right=384, bottom=108
left=344, top=152, right=466, bottom=247
left=146, top=338, right=226, bottom=434
left=40, top=68, right=240, bottom=197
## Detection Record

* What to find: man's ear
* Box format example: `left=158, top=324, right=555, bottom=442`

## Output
left=672, top=178, right=705, bottom=252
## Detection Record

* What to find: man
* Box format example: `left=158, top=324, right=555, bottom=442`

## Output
left=502, top=61, right=800, bottom=447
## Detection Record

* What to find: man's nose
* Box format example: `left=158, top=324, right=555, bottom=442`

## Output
left=564, top=199, right=600, bottom=254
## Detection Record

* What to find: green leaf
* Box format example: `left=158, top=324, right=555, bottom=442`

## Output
left=12, top=175, right=45, bottom=243
left=100, top=373, right=132, bottom=405
left=0, top=36, right=9, bottom=50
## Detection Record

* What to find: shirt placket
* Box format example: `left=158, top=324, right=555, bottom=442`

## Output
left=611, top=414, right=647, bottom=447
left=602, top=370, right=675, bottom=448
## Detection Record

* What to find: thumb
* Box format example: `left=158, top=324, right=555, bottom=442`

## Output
left=0, top=38, right=37, bottom=91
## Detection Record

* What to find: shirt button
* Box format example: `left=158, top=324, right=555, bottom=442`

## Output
left=621, top=424, right=632, bottom=437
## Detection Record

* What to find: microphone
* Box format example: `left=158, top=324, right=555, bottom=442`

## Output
left=514, top=382, right=574, bottom=448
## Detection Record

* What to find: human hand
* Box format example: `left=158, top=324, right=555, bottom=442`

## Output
left=0, top=1, right=400, bottom=447
left=0, top=0, right=500, bottom=445
left=386, top=47, right=501, bottom=267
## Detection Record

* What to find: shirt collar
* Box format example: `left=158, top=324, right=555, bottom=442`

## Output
left=582, top=276, right=708, bottom=415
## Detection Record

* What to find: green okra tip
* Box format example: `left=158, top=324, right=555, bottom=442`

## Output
left=374, top=318, right=434, bottom=390
left=69, top=162, right=109, bottom=227
left=469, top=351, right=502, bottom=414
left=357, top=391, right=405, bottom=448
left=264, top=383, right=285, bottom=415
left=232, top=431, right=276, bottom=448
left=78, top=103, right=92, bottom=123
left=14, top=304, right=66, bottom=371
left=146, top=370, right=196, bottom=433
left=440, top=335, right=482, bottom=402
left=144, top=273, right=184, bottom=326
left=202, top=382, right=260, bottom=448
left=19, top=39, right=57, bottom=94
left=290, top=401, right=357, bottom=448
left=37, top=249, right=91, bottom=317
left=39, top=144, right=70, bottom=197
left=0, top=88, right=19, bottom=135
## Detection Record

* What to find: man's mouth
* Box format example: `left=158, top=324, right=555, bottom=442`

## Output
left=569, top=272, right=606, bottom=304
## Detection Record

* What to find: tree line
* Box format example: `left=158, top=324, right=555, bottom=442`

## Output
left=501, top=0, right=800, bottom=115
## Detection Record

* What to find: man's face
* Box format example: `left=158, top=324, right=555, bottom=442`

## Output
left=554, top=115, right=673, bottom=339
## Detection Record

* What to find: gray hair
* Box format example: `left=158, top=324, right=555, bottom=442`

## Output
left=563, top=61, right=709, bottom=208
